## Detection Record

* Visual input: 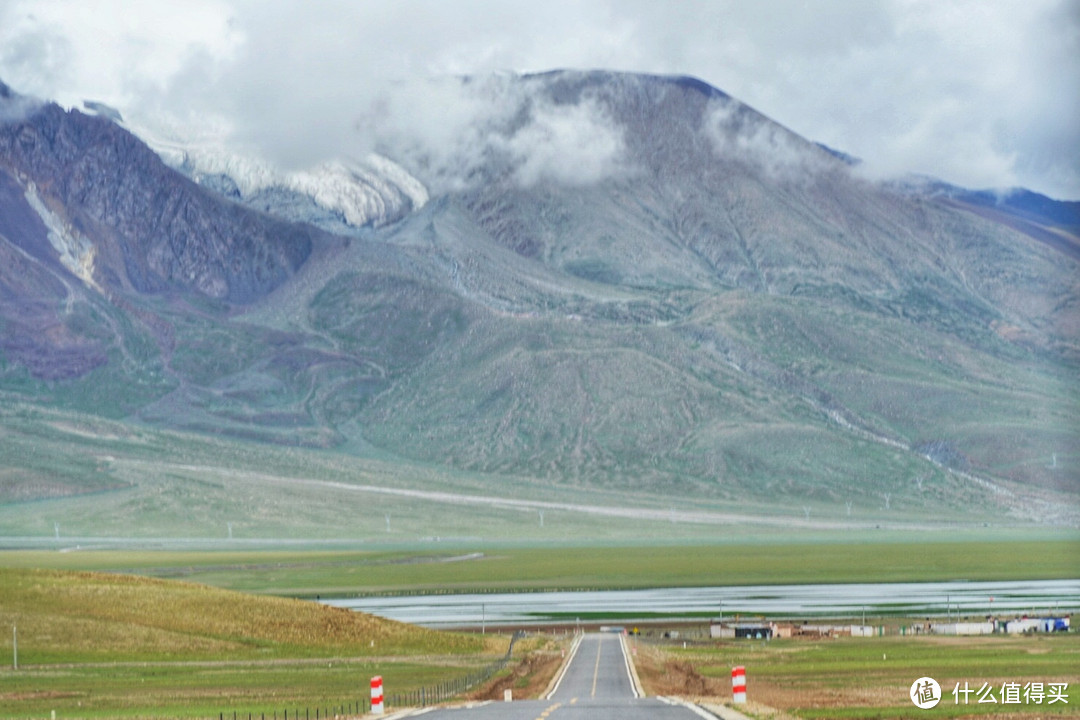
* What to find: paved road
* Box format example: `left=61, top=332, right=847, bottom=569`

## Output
left=394, top=632, right=715, bottom=719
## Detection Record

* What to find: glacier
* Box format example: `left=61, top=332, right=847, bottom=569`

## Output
left=119, top=114, right=427, bottom=233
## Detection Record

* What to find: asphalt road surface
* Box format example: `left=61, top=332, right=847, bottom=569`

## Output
left=394, top=632, right=715, bottom=719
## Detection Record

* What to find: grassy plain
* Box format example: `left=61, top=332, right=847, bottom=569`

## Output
left=1, top=537, right=1077, bottom=597
left=0, top=568, right=509, bottom=719
left=0, top=660, right=473, bottom=719
left=638, top=632, right=1080, bottom=719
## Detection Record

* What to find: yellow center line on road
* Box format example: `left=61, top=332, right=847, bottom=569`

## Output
left=591, top=636, right=603, bottom=697
left=536, top=701, right=561, bottom=719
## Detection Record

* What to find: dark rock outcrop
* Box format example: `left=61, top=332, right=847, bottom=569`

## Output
left=0, top=96, right=315, bottom=303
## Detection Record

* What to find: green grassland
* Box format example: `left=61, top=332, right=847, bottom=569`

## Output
left=2, top=538, right=1077, bottom=597
left=1, top=661, right=463, bottom=720
left=0, top=568, right=509, bottom=719
left=646, top=633, right=1080, bottom=719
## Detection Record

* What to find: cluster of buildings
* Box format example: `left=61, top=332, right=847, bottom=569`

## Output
left=709, top=615, right=1070, bottom=639
left=930, top=616, right=1070, bottom=636
left=709, top=622, right=873, bottom=639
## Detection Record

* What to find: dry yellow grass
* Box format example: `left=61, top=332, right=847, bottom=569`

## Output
left=0, top=568, right=516, bottom=718
left=0, top=567, right=491, bottom=663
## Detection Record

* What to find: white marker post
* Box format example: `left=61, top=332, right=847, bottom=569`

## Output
left=371, top=675, right=384, bottom=714
left=732, top=666, right=746, bottom=704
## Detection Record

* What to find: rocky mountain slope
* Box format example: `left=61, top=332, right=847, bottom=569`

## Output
left=0, top=72, right=1076, bottom=523
left=0, top=87, right=317, bottom=302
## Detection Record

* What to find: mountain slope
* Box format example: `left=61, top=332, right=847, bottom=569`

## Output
left=0, top=72, right=1076, bottom=526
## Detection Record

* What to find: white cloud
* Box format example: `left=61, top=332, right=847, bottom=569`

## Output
left=704, top=98, right=835, bottom=182
left=503, top=96, right=627, bottom=187
left=358, top=75, right=627, bottom=191
left=0, top=0, right=241, bottom=110
left=0, top=0, right=1076, bottom=198
left=703, top=0, right=1080, bottom=198
left=358, top=75, right=519, bottom=190
left=0, top=78, right=42, bottom=122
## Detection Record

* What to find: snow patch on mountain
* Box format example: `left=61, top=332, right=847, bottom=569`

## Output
left=23, top=179, right=99, bottom=290
left=122, top=115, right=427, bottom=232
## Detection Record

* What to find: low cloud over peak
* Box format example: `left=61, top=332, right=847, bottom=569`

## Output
left=362, top=74, right=629, bottom=192
left=703, top=97, right=839, bottom=181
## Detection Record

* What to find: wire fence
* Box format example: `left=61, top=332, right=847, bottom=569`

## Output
left=218, top=631, right=524, bottom=719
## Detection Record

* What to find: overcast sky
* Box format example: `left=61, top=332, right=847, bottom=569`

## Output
left=1, top=0, right=1077, bottom=199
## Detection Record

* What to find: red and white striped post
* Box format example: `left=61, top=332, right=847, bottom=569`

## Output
left=371, top=675, right=384, bottom=715
left=732, top=666, right=747, bottom=704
